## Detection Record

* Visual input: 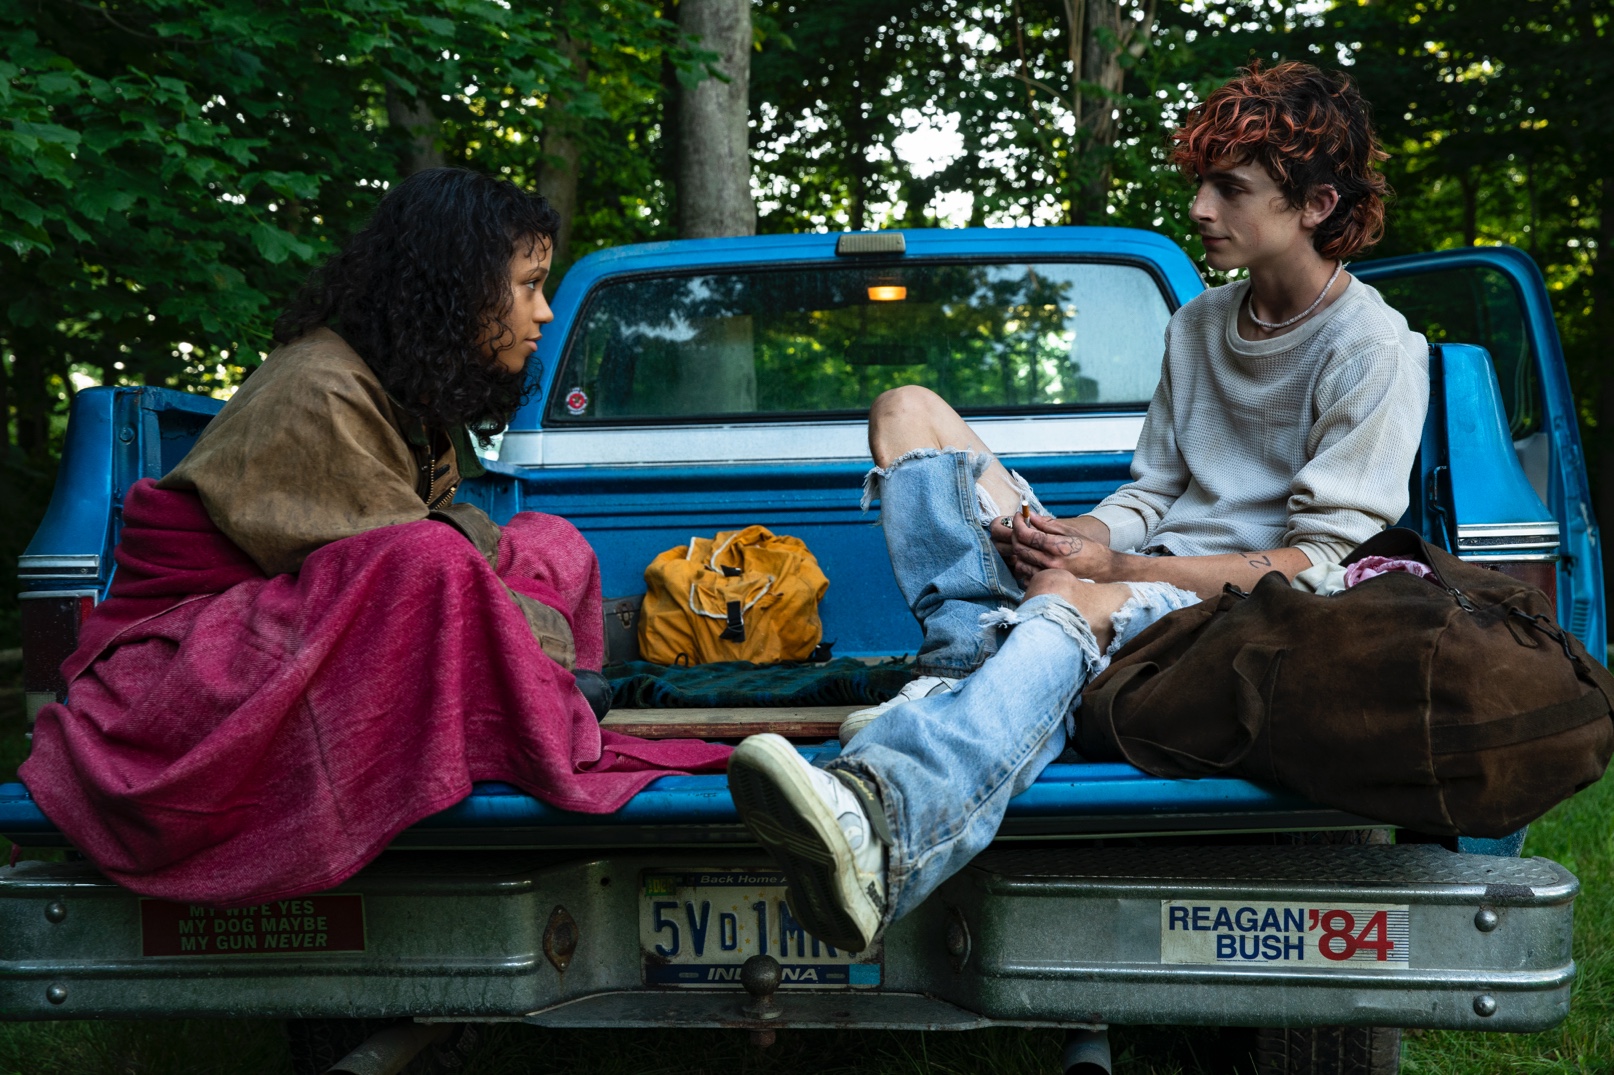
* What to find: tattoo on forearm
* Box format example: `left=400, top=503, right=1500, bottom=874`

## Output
left=1246, top=554, right=1272, bottom=569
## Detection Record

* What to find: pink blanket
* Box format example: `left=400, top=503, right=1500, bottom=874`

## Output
left=21, top=480, right=731, bottom=905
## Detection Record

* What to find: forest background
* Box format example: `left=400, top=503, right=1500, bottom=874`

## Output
left=1, top=0, right=1610, bottom=648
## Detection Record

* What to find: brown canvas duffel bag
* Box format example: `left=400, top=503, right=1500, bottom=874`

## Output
left=1076, top=528, right=1614, bottom=837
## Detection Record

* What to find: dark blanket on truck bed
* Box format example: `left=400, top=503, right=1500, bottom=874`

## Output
left=607, top=658, right=915, bottom=709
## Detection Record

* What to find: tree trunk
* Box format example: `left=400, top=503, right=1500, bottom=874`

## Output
left=386, top=85, right=445, bottom=176
left=1588, top=180, right=1614, bottom=612
left=847, top=67, right=871, bottom=231
left=676, top=0, right=756, bottom=238
left=0, top=344, right=11, bottom=451
left=536, top=33, right=589, bottom=268
left=1064, top=0, right=1151, bottom=224
left=10, top=332, right=54, bottom=461
left=1458, top=169, right=1479, bottom=247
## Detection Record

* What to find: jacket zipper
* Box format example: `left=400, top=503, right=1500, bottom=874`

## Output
left=426, top=441, right=436, bottom=506
left=422, top=437, right=459, bottom=509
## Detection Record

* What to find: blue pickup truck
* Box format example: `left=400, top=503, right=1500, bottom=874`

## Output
left=3, top=228, right=1600, bottom=1075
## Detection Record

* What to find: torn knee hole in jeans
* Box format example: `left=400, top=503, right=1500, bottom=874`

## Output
left=859, top=447, right=1048, bottom=523
left=977, top=594, right=1103, bottom=665
left=1103, top=580, right=1203, bottom=658
left=973, top=468, right=1048, bottom=527
left=860, top=446, right=975, bottom=512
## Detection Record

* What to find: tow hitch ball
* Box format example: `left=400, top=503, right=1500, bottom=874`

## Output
left=741, top=953, right=782, bottom=1048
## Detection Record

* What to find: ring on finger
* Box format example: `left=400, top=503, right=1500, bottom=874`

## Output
left=1001, top=516, right=1014, bottom=530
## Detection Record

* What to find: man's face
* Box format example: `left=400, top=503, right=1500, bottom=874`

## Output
left=490, top=242, right=555, bottom=375
left=1189, top=159, right=1310, bottom=272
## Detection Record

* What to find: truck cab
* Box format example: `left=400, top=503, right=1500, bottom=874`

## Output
left=3, top=229, right=1600, bottom=1074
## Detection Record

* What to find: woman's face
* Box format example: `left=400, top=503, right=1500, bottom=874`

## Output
left=490, top=242, right=555, bottom=375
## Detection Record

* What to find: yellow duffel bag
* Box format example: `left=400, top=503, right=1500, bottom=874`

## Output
left=638, top=525, right=830, bottom=666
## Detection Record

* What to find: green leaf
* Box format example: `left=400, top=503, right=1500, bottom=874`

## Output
left=257, top=170, right=322, bottom=200
left=250, top=222, right=314, bottom=265
left=34, top=71, right=81, bottom=97
left=6, top=197, right=45, bottom=228
left=73, top=185, right=138, bottom=223
left=0, top=223, right=53, bottom=257
left=11, top=120, right=81, bottom=151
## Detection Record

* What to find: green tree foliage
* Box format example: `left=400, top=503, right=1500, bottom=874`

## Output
left=748, top=2, right=1303, bottom=247
left=0, top=0, right=691, bottom=461
left=1291, top=0, right=1610, bottom=429
left=5, top=1, right=1610, bottom=641
left=0, top=0, right=687, bottom=644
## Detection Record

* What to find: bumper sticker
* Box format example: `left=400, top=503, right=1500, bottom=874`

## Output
left=140, top=895, right=365, bottom=957
left=1160, top=900, right=1409, bottom=968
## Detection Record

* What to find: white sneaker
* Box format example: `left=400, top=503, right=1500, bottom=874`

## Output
left=727, top=733, right=888, bottom=953
left=839, top=675, right=961, bottom=744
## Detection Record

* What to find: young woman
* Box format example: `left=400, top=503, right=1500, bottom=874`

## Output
left=22, top=168, right=729, bottom=905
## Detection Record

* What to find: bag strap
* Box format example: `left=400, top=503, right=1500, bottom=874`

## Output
left=1090, top=645, right=1280, bottom=777
left=1429, top=689, right=1611, bottom=754
left=1076, top=660, right=1150, bottom=762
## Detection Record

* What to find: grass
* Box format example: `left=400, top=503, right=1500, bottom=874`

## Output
left=1396, top=771, right=1614, bottom=1075
left=1, top=656, right=1609, bottom=1073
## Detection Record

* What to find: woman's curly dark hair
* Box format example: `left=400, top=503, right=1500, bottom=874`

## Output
left=1171, top=62, right=1390, bottom=261
left=274, top=168, right=560, bottom=443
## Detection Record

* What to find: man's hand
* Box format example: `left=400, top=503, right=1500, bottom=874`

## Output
left=989, top=513, right=1116, bottom=584
left=988, top=511, right=1312, bottom=598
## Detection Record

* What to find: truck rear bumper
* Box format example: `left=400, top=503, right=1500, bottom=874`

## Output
left=0, top=844, right=1574, bottom=1032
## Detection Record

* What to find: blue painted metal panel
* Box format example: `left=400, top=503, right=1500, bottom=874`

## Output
left=0, top=762, right=1337, bottom=849
left=1357, top=247, right=1604, bottom=654
left=496, top=453, right=1134, bottom=657
left=21, top=386, right=224, bottom=599
left=1440, top=343, right=1557, bottom=529
left=20, top=389, right=120, bottom=594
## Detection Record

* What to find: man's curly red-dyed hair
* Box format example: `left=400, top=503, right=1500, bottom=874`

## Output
left=1172, top=62, right=1390, bottom=261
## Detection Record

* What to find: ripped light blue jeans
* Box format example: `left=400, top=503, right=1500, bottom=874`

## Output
left=833, top=448, right=1200, bottom=926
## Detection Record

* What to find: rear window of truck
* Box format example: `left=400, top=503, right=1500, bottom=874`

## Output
left=546, top=260, right=1173, bottom=423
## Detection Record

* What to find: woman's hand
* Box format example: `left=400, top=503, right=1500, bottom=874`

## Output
left=989, top=513, right=1119, bottom=585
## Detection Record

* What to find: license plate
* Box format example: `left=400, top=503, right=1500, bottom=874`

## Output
left=1161, top=900, right=1410, bottom=968
left=639, top=870, right=882, bottom=988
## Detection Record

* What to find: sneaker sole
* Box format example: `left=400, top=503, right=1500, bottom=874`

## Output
left=837, top=710, right=882, bottom=746
left=728, top=736, right=879, bottom=953
left=840, top=680, right=959, bottom=745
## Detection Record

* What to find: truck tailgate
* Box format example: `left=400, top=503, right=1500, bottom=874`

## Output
left=0, top=844, right=1573, bottom=1031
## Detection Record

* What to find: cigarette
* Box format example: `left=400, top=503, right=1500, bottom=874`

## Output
left=1020, top=497, right=1031, bottom=522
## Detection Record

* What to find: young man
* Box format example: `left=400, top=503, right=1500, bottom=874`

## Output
left=728, top=62, right=1430, bottom=954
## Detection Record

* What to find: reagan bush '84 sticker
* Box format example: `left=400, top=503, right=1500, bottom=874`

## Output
left=1160, top=900, right=1409, bottom=969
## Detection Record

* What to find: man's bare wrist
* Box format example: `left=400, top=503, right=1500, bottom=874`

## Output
left=1071, top=513, right=1111, bottom=546
left=1109, top=551, right=1148, bottom=583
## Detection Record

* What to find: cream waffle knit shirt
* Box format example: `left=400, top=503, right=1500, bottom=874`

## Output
left=1085, top=276, right=1429, bottom=567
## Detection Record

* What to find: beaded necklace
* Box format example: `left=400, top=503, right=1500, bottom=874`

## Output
left=1246, top=260, right=1344, bottom=331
